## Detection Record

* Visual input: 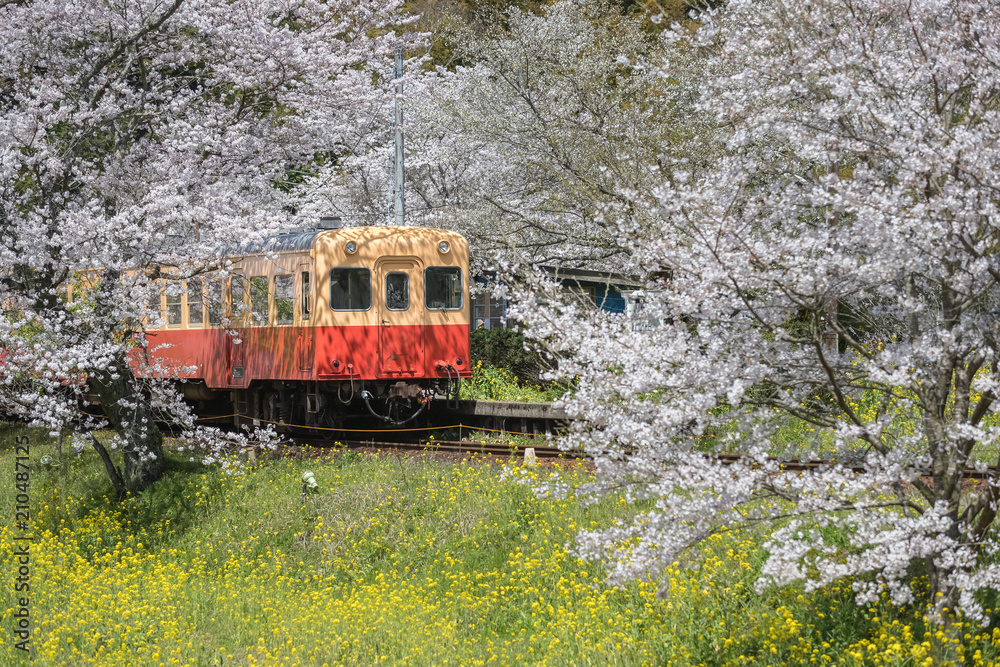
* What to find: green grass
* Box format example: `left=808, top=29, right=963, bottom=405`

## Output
left=1, top=422, right=999, bottom=666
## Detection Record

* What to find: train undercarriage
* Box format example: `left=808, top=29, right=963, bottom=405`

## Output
left=180, top=377, right=461, bottom=433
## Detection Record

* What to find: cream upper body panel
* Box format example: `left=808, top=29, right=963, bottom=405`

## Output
left=144, top=226, right=469, bottom=330
left=312, top=227, right=470, bottom=328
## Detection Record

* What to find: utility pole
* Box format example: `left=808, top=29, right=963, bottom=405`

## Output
left=388, top=51, right=405, bottom=226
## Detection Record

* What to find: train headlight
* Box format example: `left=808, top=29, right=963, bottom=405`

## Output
left=438, top=241, right=450, bottom=254
left=345, top=241, right=357, bottom=254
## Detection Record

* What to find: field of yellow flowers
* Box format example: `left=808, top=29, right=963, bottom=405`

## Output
left=1, top=423, right=999, bottom=666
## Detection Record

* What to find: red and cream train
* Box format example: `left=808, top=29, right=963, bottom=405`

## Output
left=140, top=224, right=471, bottom=428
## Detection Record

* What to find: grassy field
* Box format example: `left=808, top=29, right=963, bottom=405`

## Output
left=1, top=423, right=999, bottom=666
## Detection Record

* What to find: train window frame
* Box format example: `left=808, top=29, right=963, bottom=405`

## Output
left=230, top=273, right=247, bottom=326
left=300, top=270, right=310, bottom=321
left=385, top=272, right=410, bottom=311
left=187, top=277, right=204, bottom=328
left=329, top=267, right=372, bottom=312
left=207, top=277, right=224, bottom=326
left=274, top=274, right=294, bottom=326
left=424, top=266, right=463, bottom=310
left=148, top=280, right=164, bottom=326
left=166, top=280, right=183, bottom=327
left=250, top=276, right=269, bottom=326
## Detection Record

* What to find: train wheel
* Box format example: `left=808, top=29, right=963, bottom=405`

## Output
left=311, top=407, right=342, bottom=440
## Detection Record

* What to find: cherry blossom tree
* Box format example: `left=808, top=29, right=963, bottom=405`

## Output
left=302, top=0, right=708, bottom=273
left=0, top=0, right=415, bottom=493
left=517, top=0, right=1000, bottom=640
left=424, top=0, right=707, bottom=270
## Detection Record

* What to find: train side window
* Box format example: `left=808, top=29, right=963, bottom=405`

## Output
left=275, top=275, right=293, bottom=325
left=148, top=281, right=163, bottom=324
left=187, top=277, right=204, bottom=327
left=385, top=273, right=409, bottom=311
left=424, top=267, right=463, bottom=310
left=330, top=268, right=371, bottom=311
left=301, top=272, right=310, bottom=321
left=166, top=281, right=183, bottom=326
left=250, top=276, right=269, bottom=326
left=230, top=275, right=246, bottom=323
left=207, top=278, right=224, bottom=326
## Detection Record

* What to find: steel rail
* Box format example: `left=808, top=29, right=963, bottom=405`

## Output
left=288, top=434, right=997, bottom=480
left=290, top=436, right=573, bottom=459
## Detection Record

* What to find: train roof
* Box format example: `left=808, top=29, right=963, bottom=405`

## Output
left=221, top=226, right=466, bottom=257
left=224, top=230, right=321, bottom=256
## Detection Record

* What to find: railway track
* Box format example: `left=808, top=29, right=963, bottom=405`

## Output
left=181, top=398, right=1000, bottom=479
left=288, top=432, right=998, bottom=481
left=715, top=452, right=999, bottom=481
left=290, top=436, right=573, bottom=459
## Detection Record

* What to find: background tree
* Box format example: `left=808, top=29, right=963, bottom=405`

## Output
left=401, top=0, right=696, bottom=70
left=515, top=0, right=1000, bottom=646
left=0, top=0, right=414, bottom=493
left=415, top=0, right=702, bottom=270
left=302, top=0, right=709, bottom=273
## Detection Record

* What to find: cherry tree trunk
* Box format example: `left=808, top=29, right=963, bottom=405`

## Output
left=89, top=364, right=165, bottom=494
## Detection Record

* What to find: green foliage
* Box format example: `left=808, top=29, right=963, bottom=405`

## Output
left=460, top=361, right=564, bottom=402
left=470, top=326, right=548, bottom=384
left=402, top=0, right=693, bottom=70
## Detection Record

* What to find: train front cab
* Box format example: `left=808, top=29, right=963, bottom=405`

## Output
left=310, top=227, right=471, bottom=389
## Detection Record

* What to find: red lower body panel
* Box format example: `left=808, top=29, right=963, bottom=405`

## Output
left=134, top=324, right=470, bottom=388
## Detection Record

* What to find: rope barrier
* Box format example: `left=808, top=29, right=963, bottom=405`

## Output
left=229, top=414, right=556, bottom=439
left=76, top=409, right=559, bottom=439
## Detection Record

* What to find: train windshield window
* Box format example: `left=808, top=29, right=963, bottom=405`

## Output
left=187, top=278, right=203, bottom=327
left=425, top=267, right=463, bottom=310
left=166, top=281, right=183, bottom=326
left=330, top=268, right=371, bottom=311
left=385, top=273, right=409, bottom=311
left=250, top=276, right=269, bottom=326
left=275, top=275, right=293, bottom=325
